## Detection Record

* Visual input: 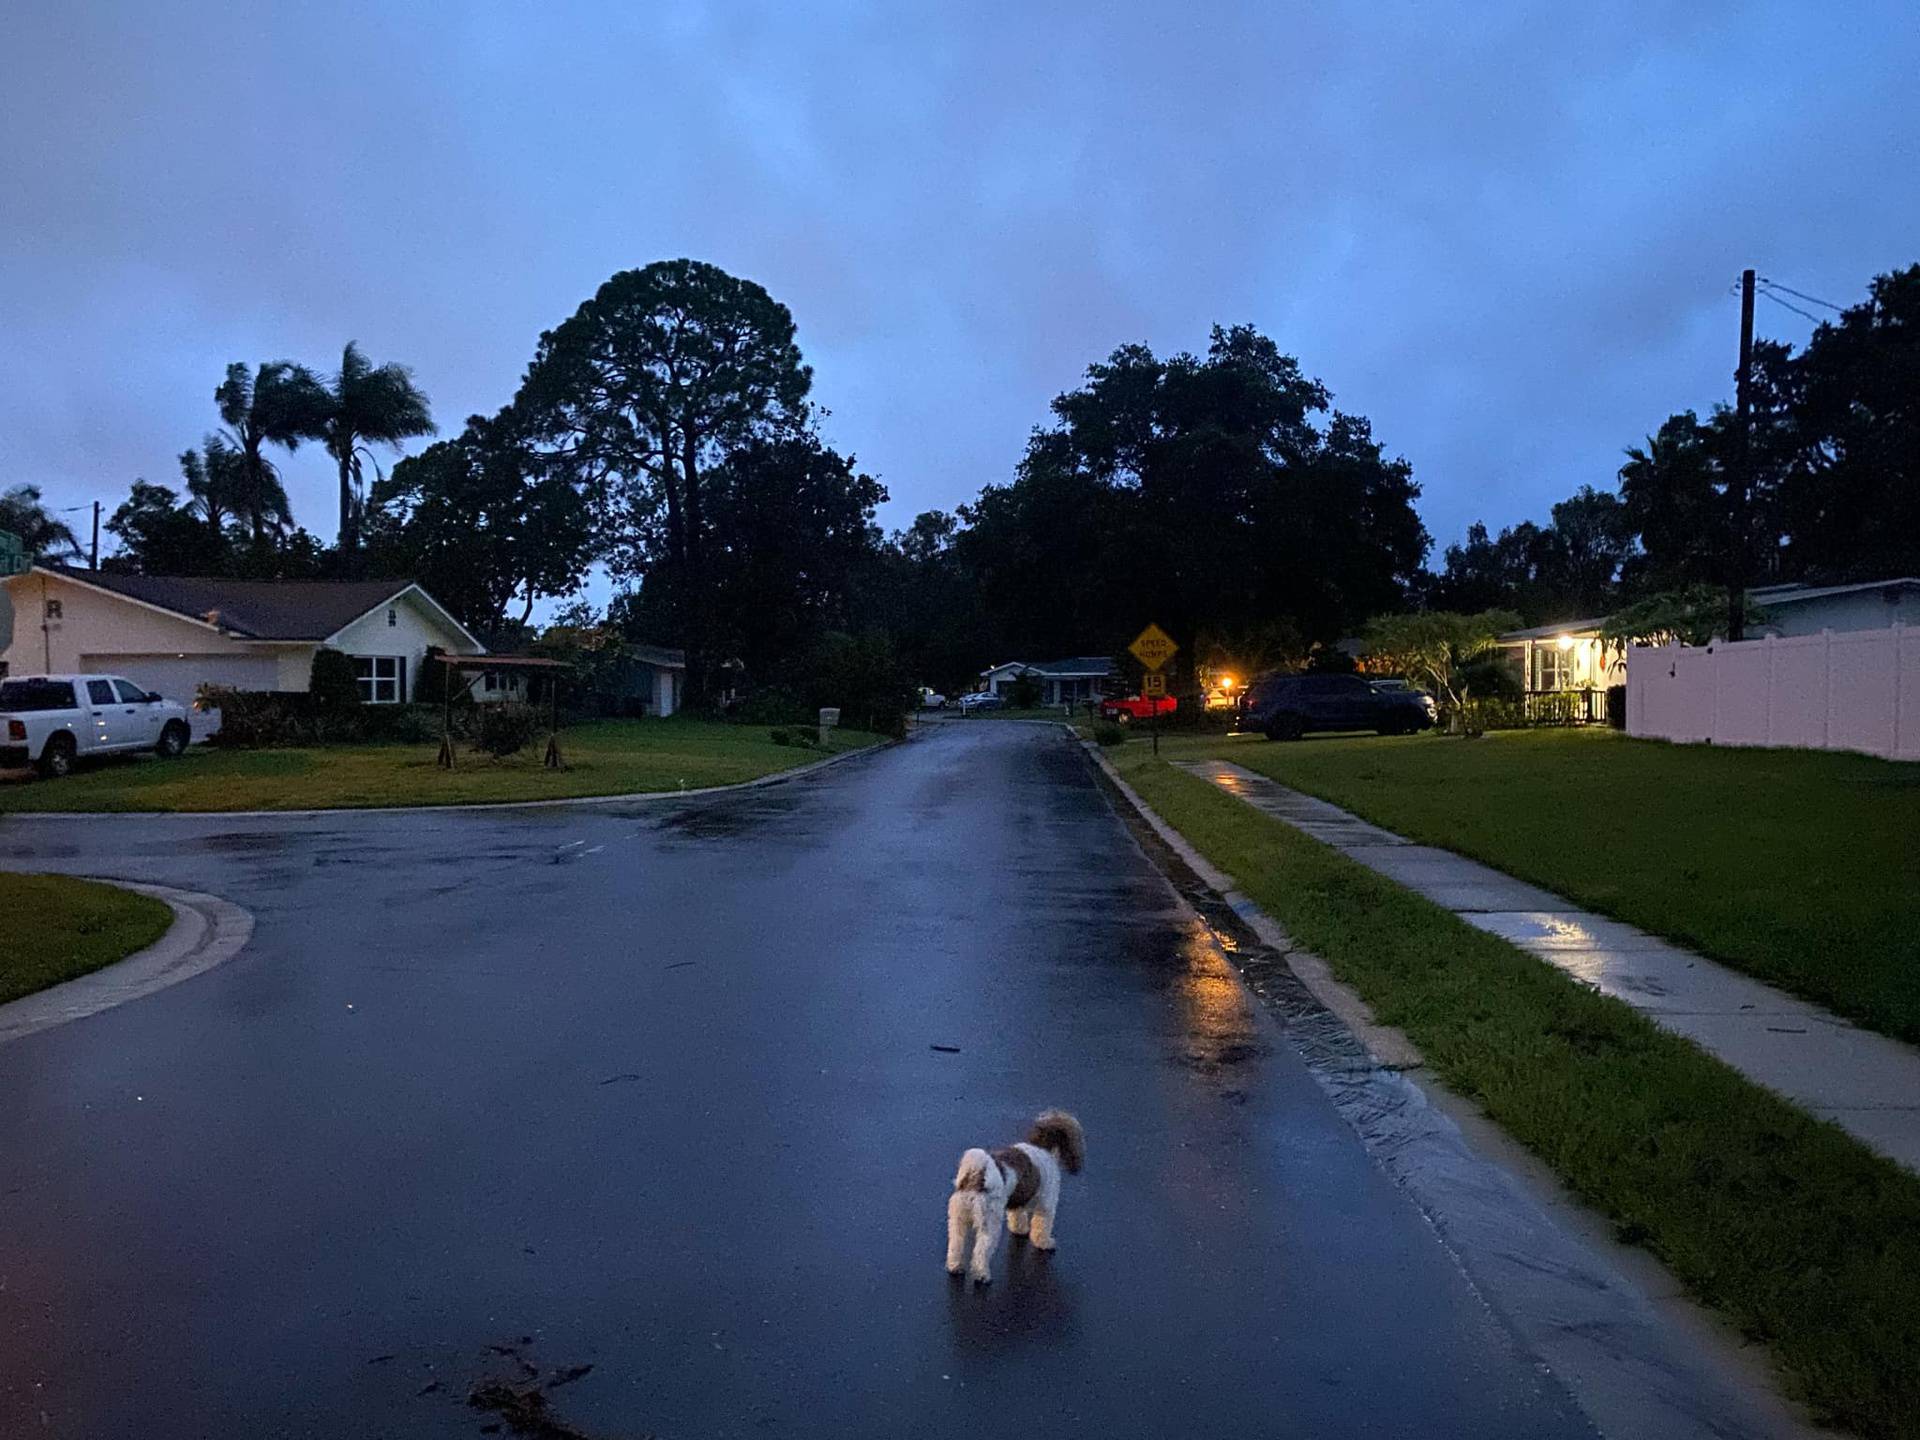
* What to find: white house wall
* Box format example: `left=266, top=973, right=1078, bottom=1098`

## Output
left=1768, top=590, right=1920, bottom=636
left=325, top=590, right=481, bottom=701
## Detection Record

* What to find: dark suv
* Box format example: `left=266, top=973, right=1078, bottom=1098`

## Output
left=1240, top=672, right=1436, bottom=740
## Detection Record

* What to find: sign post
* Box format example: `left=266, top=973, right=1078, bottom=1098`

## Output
left=1128, top=624, right=1179, bottom=757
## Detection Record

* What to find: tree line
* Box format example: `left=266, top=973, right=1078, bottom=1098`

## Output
left=1426, top=262, right=1920, bottom=627
left=11, top=256, right=1914, bottom=708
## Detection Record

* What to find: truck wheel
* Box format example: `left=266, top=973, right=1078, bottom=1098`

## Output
left=38, top=732, right=77, bottom=779
left=156, top=720, right=190, bottom=758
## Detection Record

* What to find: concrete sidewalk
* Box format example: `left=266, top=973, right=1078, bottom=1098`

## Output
left=1177, top=758, right=1920, bottom=1176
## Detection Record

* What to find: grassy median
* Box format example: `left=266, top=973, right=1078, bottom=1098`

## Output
left=1108, top=741, right=1920, bottom=1440
left=0, top=873, right=174, bottom=1005
left=0, top=719, right=881, bottom=814
left=1158, top=727, right=1920, bottom=1044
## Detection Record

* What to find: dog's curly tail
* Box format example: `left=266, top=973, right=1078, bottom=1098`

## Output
left=1028, top=1109, right=1085, bottom=1175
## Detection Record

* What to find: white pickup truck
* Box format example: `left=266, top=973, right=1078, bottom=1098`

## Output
left=0, top=673, right=195, bottom=778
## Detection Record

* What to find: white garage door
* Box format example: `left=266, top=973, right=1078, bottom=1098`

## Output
left=81, top=654, right=282, bottom=740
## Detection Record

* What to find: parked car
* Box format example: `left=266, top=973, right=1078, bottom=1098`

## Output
left=918, top=687, right=948, bottom=709
left=958, top=691, right=1004, bottom=713
left=1099, top=694, right=1178, bottom=724
left=1239, top=672, right=1435, bottom=740
left=0, top=674, right=194, bottom=778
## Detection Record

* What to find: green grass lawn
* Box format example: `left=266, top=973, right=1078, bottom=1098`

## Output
left=0, top=873, right=174, bottom=1005
left=0, top=719, right=881, bottom=814
left=1106, top=742, right=1920, bottom=1439
left=1156, top=727, right=1920, bottom=1043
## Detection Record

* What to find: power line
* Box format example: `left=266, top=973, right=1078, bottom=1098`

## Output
left=1756, top=289, right=1824, bottom=326
left=1758, top=277, right=1846, bottom=313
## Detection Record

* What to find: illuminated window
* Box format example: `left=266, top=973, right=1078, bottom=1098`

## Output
left=1535, top=646, right=1571, bottom=691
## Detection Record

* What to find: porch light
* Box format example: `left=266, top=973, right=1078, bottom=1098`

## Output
left=1218, top=676, right=1234, bottom=690
left=1557, top=634, right=1574, bottom=650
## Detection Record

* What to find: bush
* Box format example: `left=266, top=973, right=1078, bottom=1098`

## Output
left=474, top=702, right=540, bottom=759
left=200, top=686, right=460, bottom=748
left=779, top=630, right=914, bottom=737
left=1092, top=721, right=1127, bottom=747
left=309, top=647, right=361, bottom=711
left=736, top=687, right=810, bottom=726
left=1606, top=683, right=1628, bottom=729
left=1006, top=673, right=1043, bottom=709
left=769, top=728, right=791, bottom=746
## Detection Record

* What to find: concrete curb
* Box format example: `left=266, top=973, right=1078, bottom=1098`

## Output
left=0, top=880, right=255, bottom=1045
left=0, top=733, right=895, bottom=822
left=1077, top=734, right=1422, bottom=1067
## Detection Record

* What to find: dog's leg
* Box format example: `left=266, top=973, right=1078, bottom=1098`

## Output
left=1006, top=1207, right=1030, bottom=1236
left=969, top=1201, right=1003, bottom=1284
left=945, top=1194, right=969, bottom=1276
left=1029, top=1204, right=1056, bottom=1251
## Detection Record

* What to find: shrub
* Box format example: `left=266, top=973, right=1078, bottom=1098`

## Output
left=200, top=687, right=461, bottom=748
left=736, top=688, right=810, bottom=726
left=474, top=703, right=540, bottom=759
left=777, top=630, right=914, bottom=736
left=1006, top=673, right=1043, bottom=709
left=1606, top=683, right=1628, bottom=729
left=309, top=647, right=361, bottom=711
left=769, top=728, right=791, bottom=746
left=1092, top=721, right=1127, bottom=747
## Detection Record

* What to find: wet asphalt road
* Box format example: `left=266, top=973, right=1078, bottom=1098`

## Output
left=0, top=722, right=1595, bottom=1438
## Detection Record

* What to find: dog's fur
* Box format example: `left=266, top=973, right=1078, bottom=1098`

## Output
left=946, top=1109, right=1085, bottom=1284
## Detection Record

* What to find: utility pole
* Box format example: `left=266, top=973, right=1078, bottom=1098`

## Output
left=1727, top=268, right=1755, bottom=643
left=90, top=500, right=100, bottom=572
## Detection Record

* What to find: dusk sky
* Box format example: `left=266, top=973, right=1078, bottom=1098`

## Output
left=4, top=3, right=1916, bottom=605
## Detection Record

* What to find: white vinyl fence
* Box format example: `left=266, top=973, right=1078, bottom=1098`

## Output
left=1627, top=625, right=1920, bottom=761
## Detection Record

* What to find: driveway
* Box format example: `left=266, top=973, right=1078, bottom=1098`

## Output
left=3, top=723, right=1608, bottom=1437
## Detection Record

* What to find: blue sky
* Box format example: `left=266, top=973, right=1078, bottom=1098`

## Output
left=3, top=2, right=1916, bottom=605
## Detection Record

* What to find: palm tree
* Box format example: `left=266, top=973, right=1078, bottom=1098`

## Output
left=318, top=342, right=436, bottom=552
left=214, top=361, right=325, bottom=545
left=178, top=439, right=246, bottom=541
left=0, top=484, right=84, bottom=562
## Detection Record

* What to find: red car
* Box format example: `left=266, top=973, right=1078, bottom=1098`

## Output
left=1099, top=694, right=1178, bottom=723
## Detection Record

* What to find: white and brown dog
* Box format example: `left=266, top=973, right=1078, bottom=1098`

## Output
left=946, top=1110, right=1085, bottom=1284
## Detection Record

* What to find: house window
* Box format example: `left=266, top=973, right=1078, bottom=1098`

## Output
left=354, top=655, right=406, bottom=703
left=1534, top=645, right=1572, bottom=691
left=44, top=598, right=62, bottom=621
left=387, top=608, right=398, bottom=628
left=483, top=671, right=499, bottom=692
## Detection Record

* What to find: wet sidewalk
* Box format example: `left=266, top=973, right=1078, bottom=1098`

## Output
left=1176, top=759, right=1920, bottom=1175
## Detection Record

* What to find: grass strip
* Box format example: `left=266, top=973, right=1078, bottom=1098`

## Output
left=1111, top=743, right=1920, bottom=1440
left=1168, top=728, right=1920, bottom=1043
left=0, top=873, right=174, bottom=1005
left=0, top=719, right=881, bottom=814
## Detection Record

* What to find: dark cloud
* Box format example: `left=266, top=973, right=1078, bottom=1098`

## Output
left=3, top=2, right=1915, bottom=593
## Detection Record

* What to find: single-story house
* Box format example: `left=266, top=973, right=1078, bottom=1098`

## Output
left=1746, top=578, right=1920, bottom=633
left=470, top=643, right=685, bottom=716
left=0, top=566, right=485, bottom=713
left=979, top=656, right=1116, bottom=706
left=1498, top=577, right=1920, bottom=723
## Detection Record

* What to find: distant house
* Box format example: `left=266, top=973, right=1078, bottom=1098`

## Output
left=603, top=642, right=687, bottom=718
left=1498, top=577, right=1920, bottom=723
left=979, top=656, right=1115, bottom=706
left=0, top=566, right=484, bottom=712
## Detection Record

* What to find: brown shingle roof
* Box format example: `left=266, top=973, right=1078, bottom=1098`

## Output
left=49, top=567, right=420, bottom=641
